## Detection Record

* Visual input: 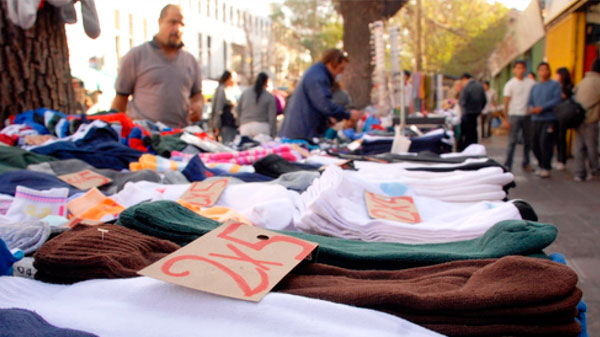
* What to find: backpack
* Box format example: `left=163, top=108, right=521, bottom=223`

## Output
left=553, top=98, right=586, bottom=129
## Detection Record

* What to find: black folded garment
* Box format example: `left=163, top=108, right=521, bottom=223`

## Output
left=253, top=154, right=319, bottom=178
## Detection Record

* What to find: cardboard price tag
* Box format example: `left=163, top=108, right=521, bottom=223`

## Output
left=364, top=191, right=421, bottom=224
left=178, top=178, right=229, bottom=208
left=58, top=170, right=112, bottom=190
left=139, top=221, right=318, bottom=302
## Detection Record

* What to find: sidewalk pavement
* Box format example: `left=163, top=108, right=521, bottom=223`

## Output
left=482, top=134, right=600, bottom=334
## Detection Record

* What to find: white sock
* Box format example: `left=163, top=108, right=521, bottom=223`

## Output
left=4, top=187, right=68, bottom=223
left=296, top=166, right=521, bottom=243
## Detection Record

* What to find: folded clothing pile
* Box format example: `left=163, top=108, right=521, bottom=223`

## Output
left=117, top=201, right=557, bottom=270
left=351, top=166, right=514, bottom=202
left=297, top=166, right=522, bottom=243
left=278, top=256, right=582, bottom=336
left=33, top=224, right=180, bottom=284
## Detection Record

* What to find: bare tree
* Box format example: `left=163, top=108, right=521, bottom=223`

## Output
left=337, top=0, right=407, bottom=109
left=0, top=2, right=76, bottom=126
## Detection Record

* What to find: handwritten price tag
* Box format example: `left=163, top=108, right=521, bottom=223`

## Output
left=58, top=170, right=112, bottom=190
left=139, top=221, right=318, bottom=302
left=364, top=191, right=422, bottom=224
left=178, top=178, right=229, bottom=207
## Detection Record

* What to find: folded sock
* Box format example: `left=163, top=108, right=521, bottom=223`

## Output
left=33, top=224, right=180, bottom=284
left=67, top=188, right=125, bottom=221
left=5, top=186, right=68, bottom=222
left=1, top=239, right=22, bottom=276
left=0, top=308, right=98, bottom=337
left=0, top=170, right=83, bottom=197
left=59, top=1, right=77, bottom=24
left=296, top=166, right=522, bottom=243
left=0, top=221, right=51, bottom=254
left=28, top=158, right=161, bottom=195
left=253, top=154, right=319, bottom=178
left=80, top=0, right=100, bottom=39
left=268, top=171, right=320, bottom=192
left=117, top=201, right=557, bottom=270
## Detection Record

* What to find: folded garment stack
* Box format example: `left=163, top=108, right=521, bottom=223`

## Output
left=278, top=256, right=583, bottom=336
left=117, top=201, right=556, bottom=270
left=297, top=166, right=523, bottom=243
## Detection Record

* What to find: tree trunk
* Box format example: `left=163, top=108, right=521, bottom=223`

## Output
left=415, top=0, right=422, bottom=71
left=339, top=0, right=407, bottom=109
left=0, top=2, right=76, bottom=127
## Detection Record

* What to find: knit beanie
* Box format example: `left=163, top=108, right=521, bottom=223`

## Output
left=0, top=220, right=51, bottom=254
left=0, top=308, right=98, bottom=337
left=33, top=224, right=180, bottom=284
left=117, top=200, right=221, bottom=246
left=117, top=201, right=558, bottom=270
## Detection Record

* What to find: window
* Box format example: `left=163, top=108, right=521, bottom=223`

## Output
left=198, top=0, right=202, bottom=14
left=206, top=0, right=210, bottom=17
left=198, top=33, right=203, bottom=61
left=114, top=10, right=120, bottom=30
left=230, top=6, right=233, bottom=23
left=143, top=18, right=148, bottom=41
left=115, top=36, right=121, bottom=60
left=237, top=9, right=241, bottom=27
left=223, top=41, right=227, bottom=68
left=223, top=3, right=226, bottom=23
left=207, top=36, right=212, bottom=78
left=214, top=0, right=218, bottom=20
left=128, top=13, right=134, bottom=48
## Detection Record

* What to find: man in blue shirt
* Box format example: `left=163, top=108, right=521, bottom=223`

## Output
left=528, top=62, right=562, bottom=178
left=279, top=49, right=362, bottom=139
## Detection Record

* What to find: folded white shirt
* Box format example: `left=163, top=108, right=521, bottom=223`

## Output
left=0, top=276, right=442, bottom=337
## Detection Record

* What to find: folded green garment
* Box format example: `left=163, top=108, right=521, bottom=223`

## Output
left=0, top=146, right=56, bottom=174
left=117, top=200, right=557, bottom=270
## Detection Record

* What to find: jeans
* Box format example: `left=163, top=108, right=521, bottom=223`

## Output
left=574, top=122, right=599, bottom=178
left=220, top=126, right=237, bottom=144
left=504, top=115, right=531, bottom=170
left=458, top=113, right=479, bottom=152
left=532, top=120, right=558, bottom=171
left=556, top=120, right=568, bottom=164
left=480, top=113, right=492, bottom=138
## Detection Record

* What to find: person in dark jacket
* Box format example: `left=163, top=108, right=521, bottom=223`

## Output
left=210, top=71, right=237, bottom=143
left=553, top=67, right=573, bottom=171
left=528, top=62, right=562, bottom=178
left=279, top=49, right=362, bottom=139
left=458, top=73, right=487, bottom=151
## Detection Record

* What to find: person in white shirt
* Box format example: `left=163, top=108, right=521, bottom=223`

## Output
left=503, top=61, right=536, bottom=171
left=481, top=81, right=497, bottom=138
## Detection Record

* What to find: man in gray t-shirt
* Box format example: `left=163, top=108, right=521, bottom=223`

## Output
left=111, top=4, right=203, bottom=128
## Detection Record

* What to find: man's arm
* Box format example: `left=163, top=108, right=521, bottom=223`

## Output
left=503, top=96, right=511, bottom=119
left=111, top=94, right=129, bottom=112
left=188, top=92, right=204, bottom=123
left=539, top=83, right=562, bottom=112
left=305, top=76, right=349, bottom=121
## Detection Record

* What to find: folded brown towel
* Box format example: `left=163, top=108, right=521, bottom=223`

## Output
left=277, top=256, right=581, bottom=336
left=33, top=224, right=180, bottom=284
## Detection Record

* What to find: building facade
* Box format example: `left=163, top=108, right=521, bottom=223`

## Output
left=66, top=0, right=272, bottom=111
left=490, top=0, right=600, bottom=101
